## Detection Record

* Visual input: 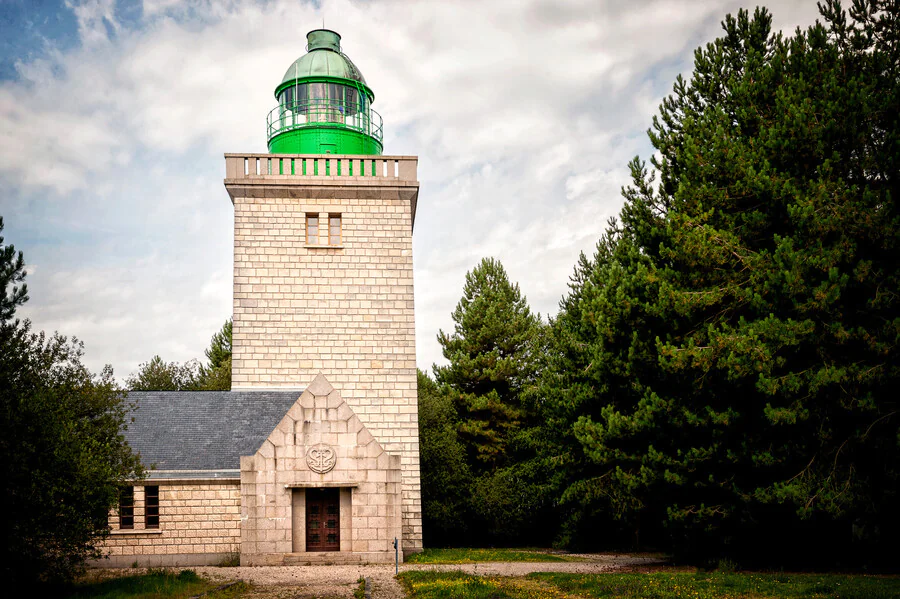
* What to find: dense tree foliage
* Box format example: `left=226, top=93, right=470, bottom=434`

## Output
left=420, top=1, right=899, bottom=566
left=127, top=319, right=232, bottom=391
left=425, top=258, right=557, bottom=545
left=435, top=258, right=543, bottom=470
left=0, top=219, right=143, bottom=585
left=126, top=355, right=202, bottom=391
left=417, top=369, right=471, bottom=546
left=536, top=1, right=899, bottom=564
left=0, top=216, right=27, bottom=321
left=200, top=318, right=232, bottom=390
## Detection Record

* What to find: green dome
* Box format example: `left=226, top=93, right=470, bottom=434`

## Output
left=279, top=29, right=370, bottom=96
left=268, top=29, right=382, bottom=155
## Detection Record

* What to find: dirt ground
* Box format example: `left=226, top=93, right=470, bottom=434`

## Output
left=190, top=554, right=666, bottom=598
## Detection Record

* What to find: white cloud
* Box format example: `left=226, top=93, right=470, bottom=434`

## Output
left=0, top=0, right=823, bottom=378
left=141, top=0, right=185, bottom=17
left=65, top=0, right=121, bottom=46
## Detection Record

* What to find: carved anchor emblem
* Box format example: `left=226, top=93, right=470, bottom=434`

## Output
left=306, top=443, right=336, bottom=474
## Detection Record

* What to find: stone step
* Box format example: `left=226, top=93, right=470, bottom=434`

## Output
left=282, top=551, right=394, bottom=565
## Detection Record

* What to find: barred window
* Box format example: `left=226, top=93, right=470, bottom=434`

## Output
left=119, top=487, right=134, bottom=530
left=145, top=486, right=159, bottom=529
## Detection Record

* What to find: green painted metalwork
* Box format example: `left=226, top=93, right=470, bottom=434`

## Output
left=307, top=29, right=342, bottom=52
left=267, top=29, right=382, bottom=155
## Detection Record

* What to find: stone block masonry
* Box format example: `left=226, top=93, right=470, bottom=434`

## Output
left=240, top=375, right=402, bottom=565
left=98, top=481, right=240, bottom=567
left=225, top=154, right=422, bottom=555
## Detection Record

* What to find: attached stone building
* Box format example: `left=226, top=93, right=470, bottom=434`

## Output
left=102, top=29, right=422, bottom=566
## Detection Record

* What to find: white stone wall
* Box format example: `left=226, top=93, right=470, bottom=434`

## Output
left=99, top=481, right=240, bottom=567
left=226, top=169, right=422, bottom=554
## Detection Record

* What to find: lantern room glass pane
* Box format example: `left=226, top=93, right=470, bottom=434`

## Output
left=281, top=83, right=364, bottom=112
left=345, top=86, right=359, bottom=115
left=269, top=79, right=376, bottom=145
left=308, top=83, right=326, bottom=100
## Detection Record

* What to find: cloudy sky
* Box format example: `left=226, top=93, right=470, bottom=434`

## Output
left=1, top=0, right=822, bottom=380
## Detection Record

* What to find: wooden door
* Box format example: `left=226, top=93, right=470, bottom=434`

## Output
left=306, top=488, right=340, bottom=552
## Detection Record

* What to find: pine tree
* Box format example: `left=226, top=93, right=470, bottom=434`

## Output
left=435, top=257, right=543, bottom=470
left=542, top=2, right=900, bottom=563
left=0, top=216, right=28, bottom=322
left=433, top=258, right=558, bottom=544
left=535, top=210, right=667, bottom=549
left=198, top=318, right=232, bottom=390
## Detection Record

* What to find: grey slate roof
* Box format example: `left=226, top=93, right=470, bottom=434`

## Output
left=123, top=391, right=301, bottom=473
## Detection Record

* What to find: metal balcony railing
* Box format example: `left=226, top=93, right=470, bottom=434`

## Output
left=266, top=99, right=383, bottom=144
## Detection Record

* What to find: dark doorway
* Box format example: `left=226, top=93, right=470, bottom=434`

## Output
left=306, top=488, right=340, bottom=551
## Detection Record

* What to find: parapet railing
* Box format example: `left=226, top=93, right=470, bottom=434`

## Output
left=225, top=154, right=417, bottom=182
left=266, top=99, right=384, bottom=143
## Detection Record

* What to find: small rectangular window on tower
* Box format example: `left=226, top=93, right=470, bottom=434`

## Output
left=329, top=214, right=342, bottom=246
left=118, top=487, right=134, bottom=530
left=306, top=214, right=319, bottom=245
left=145, top=485, right=160, bottom=529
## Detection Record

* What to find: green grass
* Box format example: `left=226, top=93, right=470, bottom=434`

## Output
left=64, top=569, right=249, bottom=599
left=398, top=571, right=534, bottom=598
left=405, top=548, right=578, bottom=564
left=535, top=572, right=900, bottom=598
left=354, top=576, right=367, bottom=599
left=398, top=571, right=900, bottom=599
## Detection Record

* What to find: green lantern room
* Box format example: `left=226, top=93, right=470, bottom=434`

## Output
left=267, top=29, right=383, bottom=155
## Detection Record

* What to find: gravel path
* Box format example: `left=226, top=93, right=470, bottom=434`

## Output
left=196, top=564, right=398, bottom=599
left=193, top=554, right=665, bottom=598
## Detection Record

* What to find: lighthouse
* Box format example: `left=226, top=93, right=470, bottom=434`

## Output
left=225, top=29, right=423, bottom=563
left=99, top=28, right=421, bottom=568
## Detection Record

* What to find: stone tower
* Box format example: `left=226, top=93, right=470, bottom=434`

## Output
left=224, top=29, right=422, bottom=559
